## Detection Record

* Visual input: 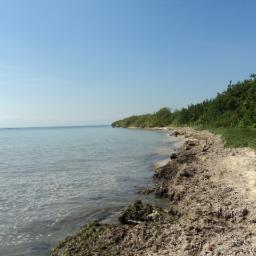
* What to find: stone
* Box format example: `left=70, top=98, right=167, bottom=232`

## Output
left=118, top=200, right=154, bottom=224
left=170, top=153, right=178, bottom=159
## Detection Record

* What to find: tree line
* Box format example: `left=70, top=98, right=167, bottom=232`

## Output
left=112, top=74, right=256, bottom=128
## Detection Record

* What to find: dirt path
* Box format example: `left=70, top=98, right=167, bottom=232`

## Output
left=50, top=128, right=256, bottom=256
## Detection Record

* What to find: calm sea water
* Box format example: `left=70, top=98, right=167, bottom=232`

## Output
left=0, top=126, right=181, bottom=256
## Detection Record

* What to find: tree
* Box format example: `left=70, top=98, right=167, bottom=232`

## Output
left=250, top=74, right=256, bottom=80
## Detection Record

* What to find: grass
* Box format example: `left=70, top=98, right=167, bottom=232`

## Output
left=209, top=128, right=256, bottom=150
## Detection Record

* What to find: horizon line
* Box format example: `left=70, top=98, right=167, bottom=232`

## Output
left=0, top=124, right=111, bottom=130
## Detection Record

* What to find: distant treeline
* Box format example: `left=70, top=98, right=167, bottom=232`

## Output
left=112, top=74, right=256, bottom=128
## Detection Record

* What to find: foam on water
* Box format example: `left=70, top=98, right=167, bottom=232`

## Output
left=0, top=126, right=182, bottom=255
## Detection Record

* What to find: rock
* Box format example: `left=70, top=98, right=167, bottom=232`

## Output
left=50, top=221, right=118, bottom=256
left=186, top=140, right=197, bottom=147
left=169, top=130, right=182, bottom=137
left=251, top=218, right=256, bottom=223
left=137, top=187, right=155, bottom=195
left=202, top=141, right=211, bottom=153
left=155, top=188, right=169, bottom=198
left=172, top=131, right=180, bottom=137
left=118, top=200, right=154, bottom=224
left=224, top=211, right=235, bottom=220
left=147, top=210, right=160, bottom=221
left=241, top=208, right=249, bottom=217
left=170, top=153, right=178, bottom=159
left=176, top=152, right=196, bottom=163
left=185, top=146, right=191, bottom=151
left=180, top=170, right=194, bottom=178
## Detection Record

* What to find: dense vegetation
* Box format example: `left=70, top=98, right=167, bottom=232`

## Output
left=112, top=74, right=256, bottom=129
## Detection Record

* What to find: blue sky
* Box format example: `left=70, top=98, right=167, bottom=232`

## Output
left=0, top=0, right=255, bottom=127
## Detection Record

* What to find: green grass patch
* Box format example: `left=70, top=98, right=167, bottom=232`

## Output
left=209, top=128, right=256, bottom=150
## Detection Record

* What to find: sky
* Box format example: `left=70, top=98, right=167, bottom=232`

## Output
left=0, top=0, right=255, bottom=127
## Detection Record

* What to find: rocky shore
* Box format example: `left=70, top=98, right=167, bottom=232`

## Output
left=50, top=128, right=256, bottom=256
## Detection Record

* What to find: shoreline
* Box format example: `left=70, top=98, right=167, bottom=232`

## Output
left=50, top=127, right=256, bottom=255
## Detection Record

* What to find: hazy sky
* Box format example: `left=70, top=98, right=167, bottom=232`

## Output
left=0, top=0, right=255, bottom=127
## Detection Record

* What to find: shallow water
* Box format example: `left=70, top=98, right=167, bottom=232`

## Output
left=0, top=126, right=181, bottom=256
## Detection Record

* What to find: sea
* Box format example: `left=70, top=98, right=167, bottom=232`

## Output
left=0, top=125, right=182, bottom=256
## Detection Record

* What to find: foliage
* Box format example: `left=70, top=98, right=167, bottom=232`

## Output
left=210, top=128, right=256, bottom=150
left=112, top=75, right=256, bottom=129
left=112, top=108, right=173, bottom=128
